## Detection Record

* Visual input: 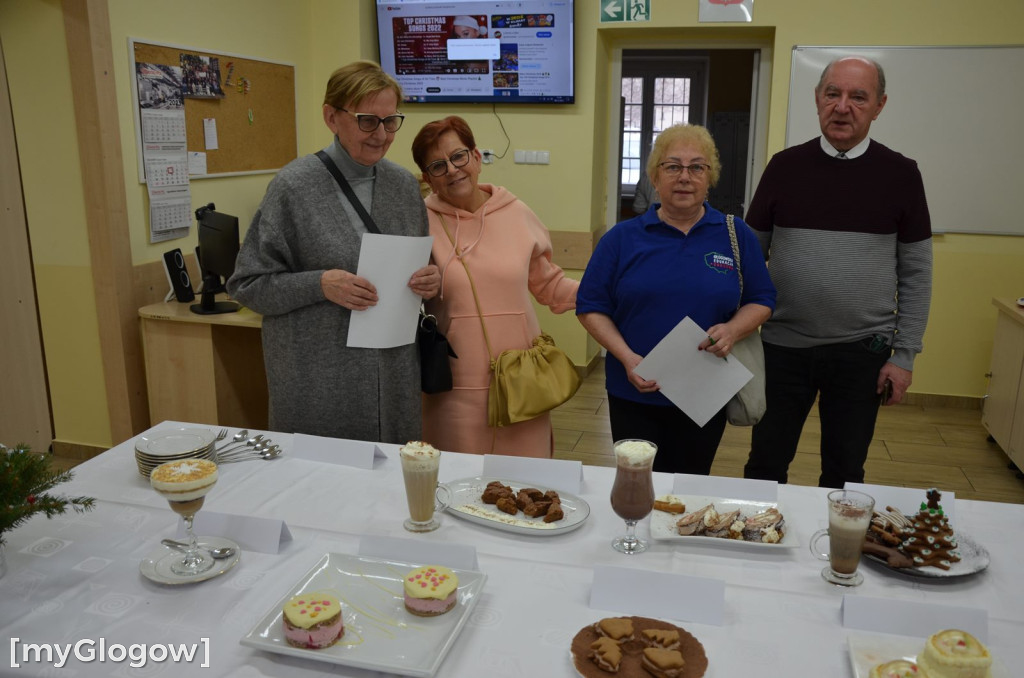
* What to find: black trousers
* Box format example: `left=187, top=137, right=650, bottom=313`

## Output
left=608, top=394, right=727, bottom=475
left=744, top=339, right=890, bottom=488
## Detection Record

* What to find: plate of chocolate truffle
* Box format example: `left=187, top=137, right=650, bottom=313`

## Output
left=444, top=476, right=591, bottom=535
left=240, top=554, right=486, bottom=677
left=860, top=489, right=990, bottom=579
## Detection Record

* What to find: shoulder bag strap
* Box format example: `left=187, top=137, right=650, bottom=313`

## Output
left=315, top=150, right=381, bottom=235
left=437, top=213, right=496, bottom=362
left=726, top=213, right=743, bottom=312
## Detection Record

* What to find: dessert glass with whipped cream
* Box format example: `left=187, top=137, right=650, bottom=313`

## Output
left=610, top=439, right=658, bottom=554
left=150, top=458, right=219, bottom=575
left=809, top=489, right=875, bottom=586
left=399, top=441, right=452, bottom=532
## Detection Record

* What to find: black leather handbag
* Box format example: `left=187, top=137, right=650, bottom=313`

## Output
left=418, top=308, right=457, bottom=394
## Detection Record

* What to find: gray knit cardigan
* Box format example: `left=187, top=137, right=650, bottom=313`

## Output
left=227, top=153, right=428, bottom=443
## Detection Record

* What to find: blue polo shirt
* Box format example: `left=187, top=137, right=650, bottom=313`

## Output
left=577, top=203, right=776, bottom=405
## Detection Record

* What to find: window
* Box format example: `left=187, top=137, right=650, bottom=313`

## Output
left=620, top=52, right=708, bottom=192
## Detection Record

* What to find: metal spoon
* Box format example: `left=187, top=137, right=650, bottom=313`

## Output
left=161, top=538, right=236, bottom=559
left=217, top=440, right=274, bottom=461
left=218, top=445, right=282, bottom=464
left=215, top=429, right=248, bottom=452
left=216, top=434, right=265, bottom=459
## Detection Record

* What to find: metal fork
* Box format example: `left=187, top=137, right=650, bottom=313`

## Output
left=214, top=428, right=228, bottom=442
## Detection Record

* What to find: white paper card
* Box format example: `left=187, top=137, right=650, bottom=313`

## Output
left=672, top=473, right=778, bottom=502
left=842, top=595, right=987, bottom=641
left=482, top=454, right=583, bottom=494
left=292, top=433, right=386, bottom=469
left=635, top=316, right=753, bottom=427
left=187, top=151, right=207, bottom=175
left=590, top=565, right=724, bottom=626
left=347, top=234, right=434, bottom=348
left=359, top=535, right=479, bottom=571
left=185, top=511, right=292, bottom=554
left=203, top=118, right=218, bottom=149
left=845, top=483, right=956, bottom=524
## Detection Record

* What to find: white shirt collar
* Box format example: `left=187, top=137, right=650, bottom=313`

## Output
left=820, top=135, right=871, bottom=159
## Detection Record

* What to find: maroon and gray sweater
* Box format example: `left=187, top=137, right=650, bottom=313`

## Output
left=745, top=138, right=932, bottom=371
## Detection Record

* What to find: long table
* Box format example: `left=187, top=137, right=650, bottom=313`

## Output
left=2, top=422, right=1021, bottom=676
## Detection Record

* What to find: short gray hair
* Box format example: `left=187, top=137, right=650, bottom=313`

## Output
left=815, top=57, right=886, bottom=99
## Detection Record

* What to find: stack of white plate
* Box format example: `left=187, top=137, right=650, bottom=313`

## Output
left=135, top=427, right=217, bottom=478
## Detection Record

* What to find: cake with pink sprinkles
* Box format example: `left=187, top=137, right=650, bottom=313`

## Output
left=403, top=565, right=459, bottom=617
left=282, top=591, right=344, bottom=649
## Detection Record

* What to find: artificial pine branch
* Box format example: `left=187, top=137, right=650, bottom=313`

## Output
left=0, top=443, right=96, bottom=546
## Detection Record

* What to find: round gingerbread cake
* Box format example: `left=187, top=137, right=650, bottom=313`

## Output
left=570, top=615, right=708, bottom=678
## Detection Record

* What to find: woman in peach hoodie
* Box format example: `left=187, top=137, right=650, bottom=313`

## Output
left=411, top=116, right=578, bottom=456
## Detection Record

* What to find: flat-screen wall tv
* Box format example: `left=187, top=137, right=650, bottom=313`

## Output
left=375, top=0, right=574, bottom=104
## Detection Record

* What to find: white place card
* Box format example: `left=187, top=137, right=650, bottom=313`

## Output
left=482, top=454, right=583, bottom=494
left=185, top=511, right=292, bottom=554
left=671, top=473, right=778, bottom=502
left=292, top=433, right=387, bottom=469
left=842, top=595, right=987, bottom=641
left=590, top=565, right=724, bottom=626
left=358, top=535, right=479, bottom=571
left=845, top=483, right=956, bottom=524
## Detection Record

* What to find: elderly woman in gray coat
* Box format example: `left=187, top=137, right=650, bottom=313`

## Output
left=228, top=61, right=439, bottom=443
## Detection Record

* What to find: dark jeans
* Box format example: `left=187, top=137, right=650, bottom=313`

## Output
left=744, top=339, right=890, bottom=488
left=608, top=394, right=727, bottom=475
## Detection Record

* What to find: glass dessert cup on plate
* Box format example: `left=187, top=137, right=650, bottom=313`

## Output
left=610, top=439, right=658, bottom=554
left=150, top=458, right=219, bottom=576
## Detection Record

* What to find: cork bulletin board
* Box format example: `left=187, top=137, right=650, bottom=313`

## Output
left=130, top=38, right=297, bottom=180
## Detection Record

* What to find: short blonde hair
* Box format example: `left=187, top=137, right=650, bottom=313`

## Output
left=646, top=124, right=721, bottom=188
left=323, top=61, right=403, bottom=110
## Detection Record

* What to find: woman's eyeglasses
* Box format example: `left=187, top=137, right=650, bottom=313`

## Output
left=425, top=148, right=472, bottom=177
left=658, top=162, right=711, bottom=177
left=339, top=108, right=405, bottom=133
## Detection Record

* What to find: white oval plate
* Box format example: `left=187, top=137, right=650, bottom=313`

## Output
left=649, top=493, right=798, bottom=549
left=135, top=427, right=216, bottom=456
left=139, top=536, right=240, bottom=585
left=443, top=476, right=590, bottom=536
left=861, top=531, right=990, bottom=578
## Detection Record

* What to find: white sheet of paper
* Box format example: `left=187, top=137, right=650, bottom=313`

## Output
left=292, top=433, right=386, bottom=469
left=482, top=454, right=583, bottom=494
left=671, top=473, right=778, bottom=502
left=359, top=535, right=479, bottom=571
left=347, top=234, right=433, bottom=348
left=590, top=565, right=724, bottom=626
left=187, top=151, right=207, bottom=175
left=203, top=118, right=218, bottom=150
left=842, top=595, right=987, bottom=641
left=845, top=483, right=956, bottom=524
left=634, top=316, right=753, bottom=427
left=185, top=511, right=292, bottom=554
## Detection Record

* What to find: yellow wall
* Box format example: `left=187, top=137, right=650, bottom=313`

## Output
left=3, top=0, right=1022, bottom=448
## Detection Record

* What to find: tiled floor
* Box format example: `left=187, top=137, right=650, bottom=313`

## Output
left=553, top=361, right=1024, bottom=504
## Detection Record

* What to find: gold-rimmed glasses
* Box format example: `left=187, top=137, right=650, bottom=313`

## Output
left=658, top=162, right=711, bottom=177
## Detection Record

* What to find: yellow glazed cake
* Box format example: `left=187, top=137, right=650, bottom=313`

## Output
left=870, top=659, right=932, bottom=678
left=917, top=630, right=992, bottom=678
left=403, top=565, right=458, bottom=616
left=282, top=591, right=344, bottom=649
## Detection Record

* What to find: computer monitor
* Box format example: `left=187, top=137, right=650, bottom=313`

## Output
left=190, top=203, right=240, bottom=315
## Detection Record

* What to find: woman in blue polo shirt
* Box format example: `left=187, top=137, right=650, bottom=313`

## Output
left=577, top=124, right=776, bottom=475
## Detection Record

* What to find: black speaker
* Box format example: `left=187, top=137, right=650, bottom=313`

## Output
left=162, top=248, right=195, bottom=302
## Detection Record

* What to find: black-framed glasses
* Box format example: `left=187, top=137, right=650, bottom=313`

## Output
left=659, top=162, right=711, bottom=177
left=339, top=107, right=405, bottom=133
left=425, top=148, right=472, bottom=177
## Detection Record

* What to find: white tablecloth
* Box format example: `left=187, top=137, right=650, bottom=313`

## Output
left=2, top=421, right=1022, bottom=677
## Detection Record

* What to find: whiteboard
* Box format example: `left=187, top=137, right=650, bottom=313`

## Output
left=787, top=46, right=1024, bottom=236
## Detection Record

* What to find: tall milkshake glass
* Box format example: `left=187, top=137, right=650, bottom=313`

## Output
left=610, top=439, right=658, bottom=554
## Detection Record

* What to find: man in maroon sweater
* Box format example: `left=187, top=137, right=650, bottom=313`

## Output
left=743, top=56, right=932, bottom=488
